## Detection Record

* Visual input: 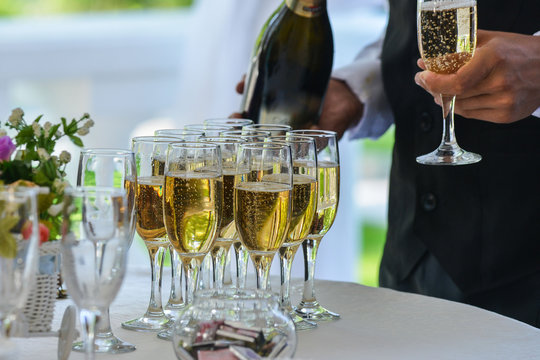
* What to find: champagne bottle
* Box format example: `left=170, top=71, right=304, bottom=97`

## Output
left=241, top=0, right=334, bottom=129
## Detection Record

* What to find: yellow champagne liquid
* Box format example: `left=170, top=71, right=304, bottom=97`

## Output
left=235, top=182, right=291, bottom=253
left=163, top=172, right=222, bottom=256
left=309, top=161, right=339, bottom=237
left=219, top=171, right=236, bottom=239
left=287, top=174, right=317, bottom=244
left=419, top=1, right=477, bottom=74
left=135, top=176, right=167, bottom=245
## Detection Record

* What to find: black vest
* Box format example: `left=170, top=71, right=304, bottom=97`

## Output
left=381, top=0, right=540, bottom=295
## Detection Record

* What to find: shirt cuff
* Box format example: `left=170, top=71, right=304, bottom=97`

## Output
left=533, top=31, right=540, bottom=118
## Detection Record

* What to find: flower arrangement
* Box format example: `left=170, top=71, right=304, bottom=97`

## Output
left=0, top=108, right=93, bottom=257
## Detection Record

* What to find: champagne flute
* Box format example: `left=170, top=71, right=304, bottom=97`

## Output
left=416, top=0, right=481, bottom=165
left=243, top=124, right=292, bottom=136
left=164, top=142, right=222, bottom=302
left=220, top=130, right=270, bottom=289
left=0, top=187, right=39, bottom=357
left=289, top=130, right=340, bottom=321
left=199, top=137, right=246, bottom=289
left=235, top=142, right=293, bottom=290
left=184, top=124, right=234, bottom=137
left=203, top=118, right=254, bottom=129
left=75, top=148, right=137, bottom=353
left=61, top=187, right=131, bottom=360
left=153, top=129, right=202, bottom=317
left=122, top=136, right=179, bottom=331
left=267, top=135, right=319, bottom=330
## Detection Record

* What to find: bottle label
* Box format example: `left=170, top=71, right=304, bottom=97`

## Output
left=285, top=0, right=325, bottom=18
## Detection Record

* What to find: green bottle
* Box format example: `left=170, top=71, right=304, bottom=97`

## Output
left=241, top=0, right=334, bottom=129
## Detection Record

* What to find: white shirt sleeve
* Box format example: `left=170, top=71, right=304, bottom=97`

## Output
left=332, top=33, right=394, bottom=140
left=533, top=31, right=540, bottom=118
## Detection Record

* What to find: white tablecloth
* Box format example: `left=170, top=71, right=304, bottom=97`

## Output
left=13, top=266, right=540, bottom=360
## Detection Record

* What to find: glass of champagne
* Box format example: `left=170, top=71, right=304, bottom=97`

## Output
left=153, top=129, right=202, bottom=317
left=289, top=130, right=340, bottom=321
left=164, top=142, right=222, bottom=301
left=234, top=142, right=293, bottom=290
left=75, top=148, right=137, bottom=353
left=416, top=0, right=481, bottom=165
left=122, top=136, right=179, bottom=331
left=267, top=135, right=319, bottom=330
left=0, top=187, right=39, bottom=358
left=243, top=124, right=292, bottom=136
left=203, top=118, right=254, bottom=129
left=61, top=187, right=131, bottom=360
left=199, top=137, right=246, bottom=289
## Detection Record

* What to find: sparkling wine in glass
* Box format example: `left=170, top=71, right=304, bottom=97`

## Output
left=159, top=142, right=223, bottom=340
left=289, top=130, right=340, bottom=321
left=75, top=148, right=137, bottom=353
left=61, top=187, right=131, bottom=360
left=0, top=187, right=39, bottom=357
left=122, top=136, right=179, bottom=332
left=416, top=0, right=481, bottom=165
left=234, top=142, right=293, bottom=290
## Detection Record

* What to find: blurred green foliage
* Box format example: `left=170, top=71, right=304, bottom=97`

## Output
left=359, top=222, right=386, bottom=287
left=0, top=0, right=193, bottom=17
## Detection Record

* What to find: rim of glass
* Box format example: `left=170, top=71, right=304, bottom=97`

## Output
left=244, top=124, right=292, bottom=130
left=203, top=118, right=254, bottom=126
left=185, top=124, right=235, bottom=130
left=266, top=135, right=317, bottom=144
left=240, top=142, right=291, bottom=151
left=200, top=136, right=247, bottom=144
left=0, top=185, right=42, bottom=196
left=80, top=148, right=133, bottom=156
left=287, top=129, right=337, bottom=138
left=154, top=129, right=204, bottom=135
left=168, top=141, right=220, bottom=149
left=131, top=135, right=184, bottom=144
left=65, top=186, right=127, bottom=197
left=193, top=288, right=278, bottom=303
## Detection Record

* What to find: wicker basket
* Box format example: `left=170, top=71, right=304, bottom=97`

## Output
left=22, top=241, right=60, bottom=334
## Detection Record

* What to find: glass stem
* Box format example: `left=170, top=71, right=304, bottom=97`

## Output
left=233, top=241, right=249, bottom=288
left=167, top=247, right=184, bottom=307
left=439, top=95, right=458, bottom=150
left=95, top=306, right=113, bottom=338
left=251, top=253, right=275, bottom=291
left=79, top=308, right=98, bottom=360
left=301, top=236, right=322, bottom=304
left=279, top=243, right=301, bottom=311
left=182, top=257, right=202, bottom=305
left=145, top=244, right=166, bottom=317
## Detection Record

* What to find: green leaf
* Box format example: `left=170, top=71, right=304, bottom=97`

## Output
left=33, top=115, right=43, bottom=123
left=65, top=119, right=78, bottom=136
left=15, top=126, right=34, bottom=146
left=0, top=160, right=32, bottom=183
left=0, top=216, right=19, bottom=259
left=42, top=160, right=57, bottom=181
left=33, top=170, right=50, bottom=186
left=68, top=135, right=84, bottom=147
left=47, top=124, right=60, bottom=141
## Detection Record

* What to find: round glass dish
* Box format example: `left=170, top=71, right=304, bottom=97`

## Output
left=172, top=288, right=296, bottom=359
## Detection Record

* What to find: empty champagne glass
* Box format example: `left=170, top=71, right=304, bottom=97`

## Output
left=122, top=136, right=179, bottom=331
left=154, top=129, right=204, bottom=140
left=289, top=130, right=340, bottom=321
left=235, top=142, right=293, bottom=290
left=61, top=187, right=131, bottom=360
left=200, top=137, right=246, bottom=289
left=159, top=142, right=223, bottom=340
left=0, top=186, right=39, bottom=357
left=267, top=135, right=319, bottom=330
left=243, top=124, right=292, bottom=136
left=416, top=0, right=481, bottom=165
left=75, top=148, right=137, bottom=353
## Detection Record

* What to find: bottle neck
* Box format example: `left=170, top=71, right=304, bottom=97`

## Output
left=285, top=0, right=326, bottom=18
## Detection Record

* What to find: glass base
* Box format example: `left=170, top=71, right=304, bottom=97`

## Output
left=290, top=313, right=317, bottom=331
left=295, top=301, right=340, bottom=322
left=163, top=303, right=186, bottom=319
left=121, top=314, right=171, bottom=332
left=156, top=327, right=174, bottom=341
left=72, top=335, right=136, bottom=354
left=416, top=147, right=481, bottom=166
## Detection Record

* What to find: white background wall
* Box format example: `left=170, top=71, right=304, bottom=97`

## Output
left=0, top=0, right=388, bottom=283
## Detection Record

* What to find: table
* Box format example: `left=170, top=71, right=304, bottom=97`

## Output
left=14, top=266, right=540, bottom=360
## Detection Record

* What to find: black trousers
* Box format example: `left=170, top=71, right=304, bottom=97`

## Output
left=379, top=251, right=540, bottom=328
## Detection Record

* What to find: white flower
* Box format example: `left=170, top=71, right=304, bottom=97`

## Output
left=59, top=150, right=71, bottom=164
left=8, top=108, right=24, bottom=126
left=0, top=129, right=6, bottom=137
left=37, top=147, right=50, bottom=161
left=53, top=179, right=69, bottom=194
left=32, top=122, right=41, bottom=137
left=43, top=122, right=52, bottom=138
left=77, top=127, right=89, bottom=136
left=47, top=202, right=63, bottom=217
left=83, top=119, right=94, bottom=129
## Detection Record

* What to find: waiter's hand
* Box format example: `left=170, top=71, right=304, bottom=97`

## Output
left=315, top=79, right=364, bottom=140
left=415, top=30, right=540, bottom=124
